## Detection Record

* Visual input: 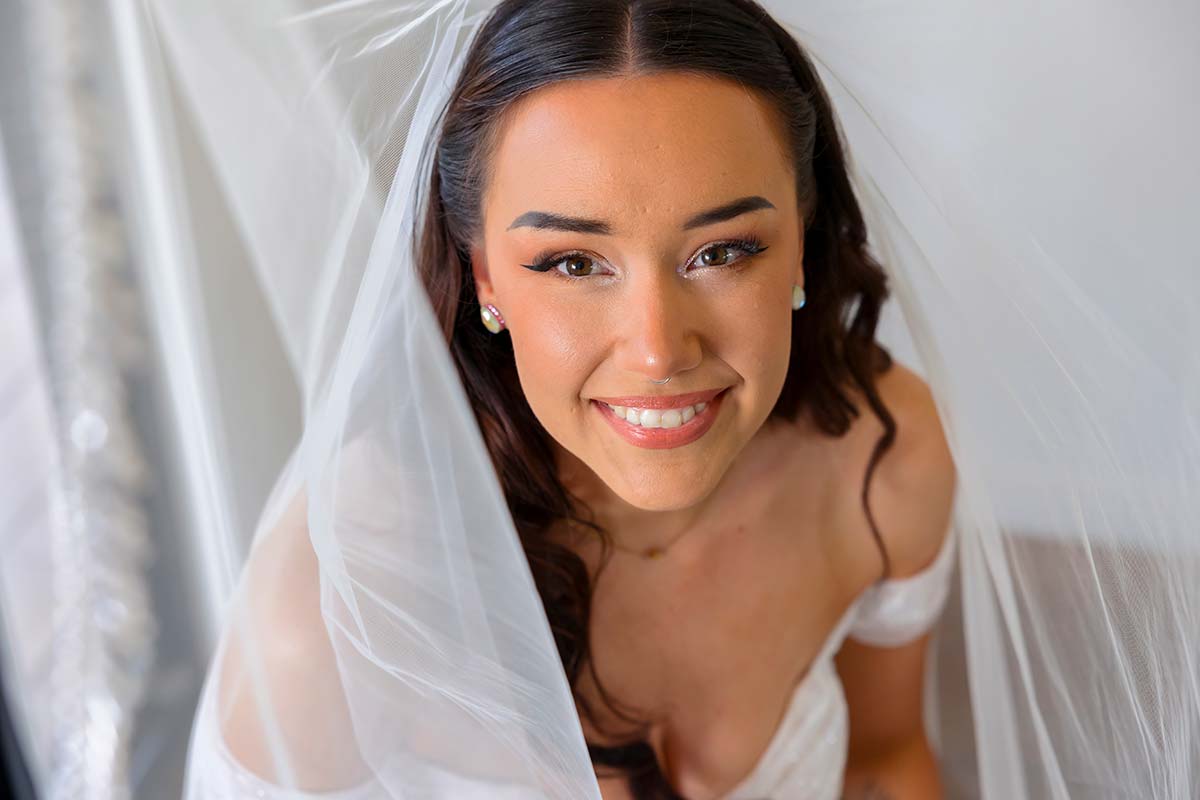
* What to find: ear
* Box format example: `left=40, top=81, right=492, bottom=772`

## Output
left=470, top=244, right=494, bottom=303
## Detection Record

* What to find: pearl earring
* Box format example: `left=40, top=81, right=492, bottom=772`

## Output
left=791, top=285, right=806, bottom=310
left=480, top=302, right=506, bottom=333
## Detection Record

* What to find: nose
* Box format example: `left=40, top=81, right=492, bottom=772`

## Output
left=611, top=269, right=703, bottom=382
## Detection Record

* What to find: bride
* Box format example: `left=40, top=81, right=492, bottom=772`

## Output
left=204, top=2, right=956, bottom=798
left=154, top=0, right=1199, bottom=799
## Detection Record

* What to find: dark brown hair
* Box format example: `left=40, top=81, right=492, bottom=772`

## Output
left=414, top=1, right=896, bottom=796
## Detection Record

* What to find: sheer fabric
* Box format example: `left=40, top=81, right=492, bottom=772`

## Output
left=94, top=0, right=1200, bottom=798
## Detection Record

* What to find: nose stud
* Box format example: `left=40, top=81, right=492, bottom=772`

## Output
left=649, top=377, right=672, bottom=385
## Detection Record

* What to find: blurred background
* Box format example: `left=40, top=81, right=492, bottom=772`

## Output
left=0, top=1, right=301, bottom=797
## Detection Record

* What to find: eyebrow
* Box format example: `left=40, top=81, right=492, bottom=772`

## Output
left=506, top=195, right=776, bottom=234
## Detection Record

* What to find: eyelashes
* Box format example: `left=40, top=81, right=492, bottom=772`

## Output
left=520, top=235, right=769, bottom=279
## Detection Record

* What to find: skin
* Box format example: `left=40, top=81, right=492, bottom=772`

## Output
left=474, top=71, right=801, bottom=523
left=472, top=72, right=957, bottom=800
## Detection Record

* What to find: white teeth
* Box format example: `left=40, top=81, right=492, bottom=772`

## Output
left=603, top=400, right=710, bottom=429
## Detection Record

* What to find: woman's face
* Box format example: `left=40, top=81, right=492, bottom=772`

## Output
left=473, top=72, right=804, bottom=512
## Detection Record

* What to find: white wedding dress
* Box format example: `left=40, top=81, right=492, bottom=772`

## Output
left=190, top=522, right=958, bottom=799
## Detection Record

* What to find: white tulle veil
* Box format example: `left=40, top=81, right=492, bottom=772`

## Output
left=94, top=0, right=1200, bottom=797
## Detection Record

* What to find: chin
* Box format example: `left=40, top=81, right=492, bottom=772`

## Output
left=602, top=462, right=724, bottom=512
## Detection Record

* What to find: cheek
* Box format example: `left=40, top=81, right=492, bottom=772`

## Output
left=709, top=275, right=795, bottom=385
left=507, top=297, right=597, bottom=411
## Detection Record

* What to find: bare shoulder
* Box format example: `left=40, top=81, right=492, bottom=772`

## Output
left=871, top=360, right=957, bottom=577
left=215, top=489, right=371, bottom=788
left=842, top=359, right=958, bottom=580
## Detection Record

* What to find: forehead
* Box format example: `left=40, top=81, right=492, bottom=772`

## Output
left=483, top=72, right=794, bottom=234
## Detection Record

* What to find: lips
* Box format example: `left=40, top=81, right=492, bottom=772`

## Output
left=591, top=388, right=728, bottom=450
left=590, top=387, right=725, bottom=410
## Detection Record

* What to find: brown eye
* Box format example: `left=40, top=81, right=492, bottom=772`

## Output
left=560, top=255, right=597, bottom=277
left=698, top=245, right=734, bottom=267
left=688, top=238, right=767, bottom=272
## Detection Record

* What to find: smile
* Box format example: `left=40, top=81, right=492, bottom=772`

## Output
left=591, top=388, right=727, bottom=450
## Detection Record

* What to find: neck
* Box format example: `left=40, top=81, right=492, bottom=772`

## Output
left=553, top=444, right=730, bottom=558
